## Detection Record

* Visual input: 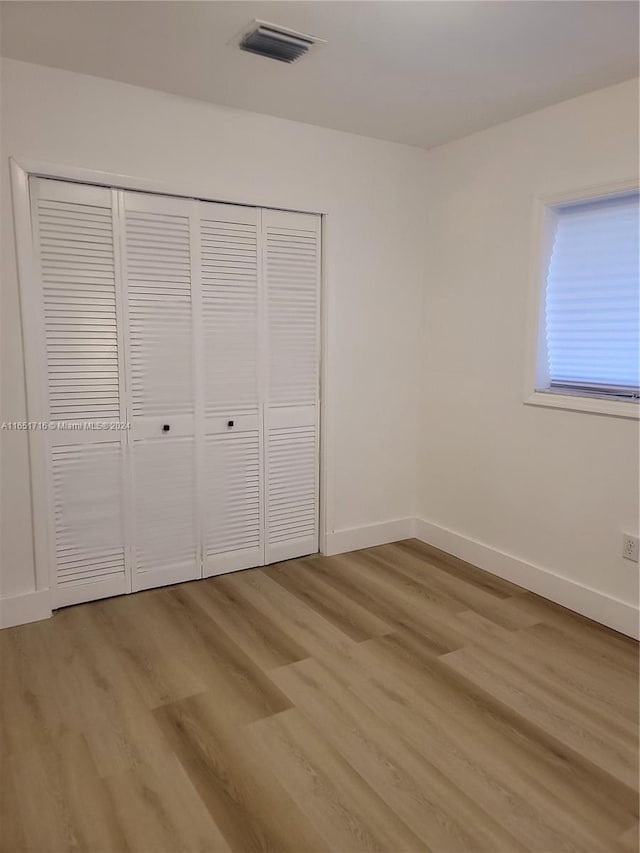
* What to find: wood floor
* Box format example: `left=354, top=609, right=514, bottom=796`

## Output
left=1, top=539, right=638, bottom=853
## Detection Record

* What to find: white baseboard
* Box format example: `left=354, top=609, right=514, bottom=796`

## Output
left=415, top=518, right=639, bottom=640
left=3, top=522, right=637, bottom=639
left=324, top=518, right=416, bottom=557
left=0, top=588, right=52, bottom=630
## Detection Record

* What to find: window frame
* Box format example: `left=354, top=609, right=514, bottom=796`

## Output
left=524, top=177, right=640, bottom=420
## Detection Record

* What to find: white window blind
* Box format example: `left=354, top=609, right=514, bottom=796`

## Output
left=543, top=192, right=639, bottom=399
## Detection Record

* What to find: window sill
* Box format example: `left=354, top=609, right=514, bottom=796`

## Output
left=525, top=390, right=639, bottom=420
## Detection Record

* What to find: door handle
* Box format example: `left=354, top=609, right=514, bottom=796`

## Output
left=163, top=424, right=170, bottom=432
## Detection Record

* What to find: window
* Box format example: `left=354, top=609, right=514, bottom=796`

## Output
left=529, top=188, right=639, bottom=416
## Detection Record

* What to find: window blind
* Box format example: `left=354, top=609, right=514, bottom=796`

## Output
left=544, top=192, right=639, bottom=398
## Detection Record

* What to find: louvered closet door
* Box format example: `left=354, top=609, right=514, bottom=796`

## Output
left=199, top=202, right=263, bottom=575
left=30, top=178, right=129, bottom=607
left=263, top=209, right=321, bottom=563
left=122, top=191, right=199, bottom=591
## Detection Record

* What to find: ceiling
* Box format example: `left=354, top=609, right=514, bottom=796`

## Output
left=1, top=1, right=638, bottom=149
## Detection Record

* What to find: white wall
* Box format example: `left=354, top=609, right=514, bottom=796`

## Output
left=419, top=78, right=639, bottom=627
left=0, top=58, right=427, bottom=600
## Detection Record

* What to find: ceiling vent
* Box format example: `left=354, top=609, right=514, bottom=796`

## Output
left=239, top=21, right=325, bottom=64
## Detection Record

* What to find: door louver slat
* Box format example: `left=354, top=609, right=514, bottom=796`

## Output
left=205, top=431, right=261, bottom=555
left=201, top=213, right=259, bottom=418
left=266, top=226, right=319, bottom=407
left=125, top=208, right=193, bottom=418
left=267, top=425, right=317, bottom=544
left=51, top=442, right=125, bottom=587
left=36, top=194, right=121, bottom=422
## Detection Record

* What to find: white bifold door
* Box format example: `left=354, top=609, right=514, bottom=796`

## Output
left=122, top=191, right=200, bottom=592
left=28, top=177, right=320, bottom=607
left=263, top=210, right=320, bottom=563
left=199, top=201, right=262, bottom=577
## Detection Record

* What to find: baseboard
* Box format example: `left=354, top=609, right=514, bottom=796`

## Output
left=415, top=518, right=639, bottom=640
left=0, top=588, right=52, bottom=629
left=324, top=518, right=416, bottom=557
left=3, top=524, right=636, bottom=638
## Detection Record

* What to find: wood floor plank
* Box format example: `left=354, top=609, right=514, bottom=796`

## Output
left=150, top=585, right=292, bottom=724
left=1, top=538, right=637, bottom=853
left=441, top=644, right=638, bottom=789
left=618, top=824, right=640, bottom=853
left=340, top=548, right=467, bottom=613
left=305, top=553, right=470, bottom=653
left=360, top=547, right=541, bottom=632
left=179, top=575, right=310, bottom=671
left=336, top=550, right=525, bottom=649
left=522, top=621, right=639, bottom=685
left=0, top=618, right=76, bottom=756
left=492, top=593, right=639, bottom=669
left=263, top=558, right=393, bottom=641
left=79, top=591, right=206, bottom=708
left=28, top=606, right=175, bottom=779
left=395, top=538, right=526, bottom=598
left=153, top=692, right=327, bottom=853
left=455, top=609, right=521, bottom=642
left=101, top=747, right=232, bottom=853
left=0, top=754, right=27, bottom=853
left=10, top=733, right=130, bottom=853
left=326, top=638, right=633, bottom=851
left=247, top=708, right=426, bottom=852
left=271, top=656, right=528, bottom=852
left=478, top=619, right=639, bottom=725
left=365, top=543, right=524, bottom=617
left=350, top=629, right=639, bottom=831
left=219, top=569, right=358, bottom=657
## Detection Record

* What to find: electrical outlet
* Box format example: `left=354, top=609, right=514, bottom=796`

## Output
left=622, top=534, right=639, bottom=563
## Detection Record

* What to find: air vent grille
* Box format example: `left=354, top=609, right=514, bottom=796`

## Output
left=240, top=22, right=322, bottom=64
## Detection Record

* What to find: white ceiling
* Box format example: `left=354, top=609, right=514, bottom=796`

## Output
left=1, top=1, right=638, bottom=149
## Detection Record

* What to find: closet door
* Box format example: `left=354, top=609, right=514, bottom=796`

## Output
left=263, top=209, right=321, bottom=563
left=30, top=178, right=129, bottom=607
left=199, top=202, right=263, bottom=575
left=121, top=191, right=199, bottom=591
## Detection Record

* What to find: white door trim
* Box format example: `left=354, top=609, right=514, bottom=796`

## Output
left=9, top=157, right=328, bottom=215
left=9, top=159, right=53, bottom=594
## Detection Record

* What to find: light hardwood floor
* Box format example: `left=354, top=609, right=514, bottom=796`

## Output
left=1, top=539, right=638, bottom=853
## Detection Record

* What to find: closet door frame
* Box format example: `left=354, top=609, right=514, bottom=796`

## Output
left=10, top=157, right=328, bottom=617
